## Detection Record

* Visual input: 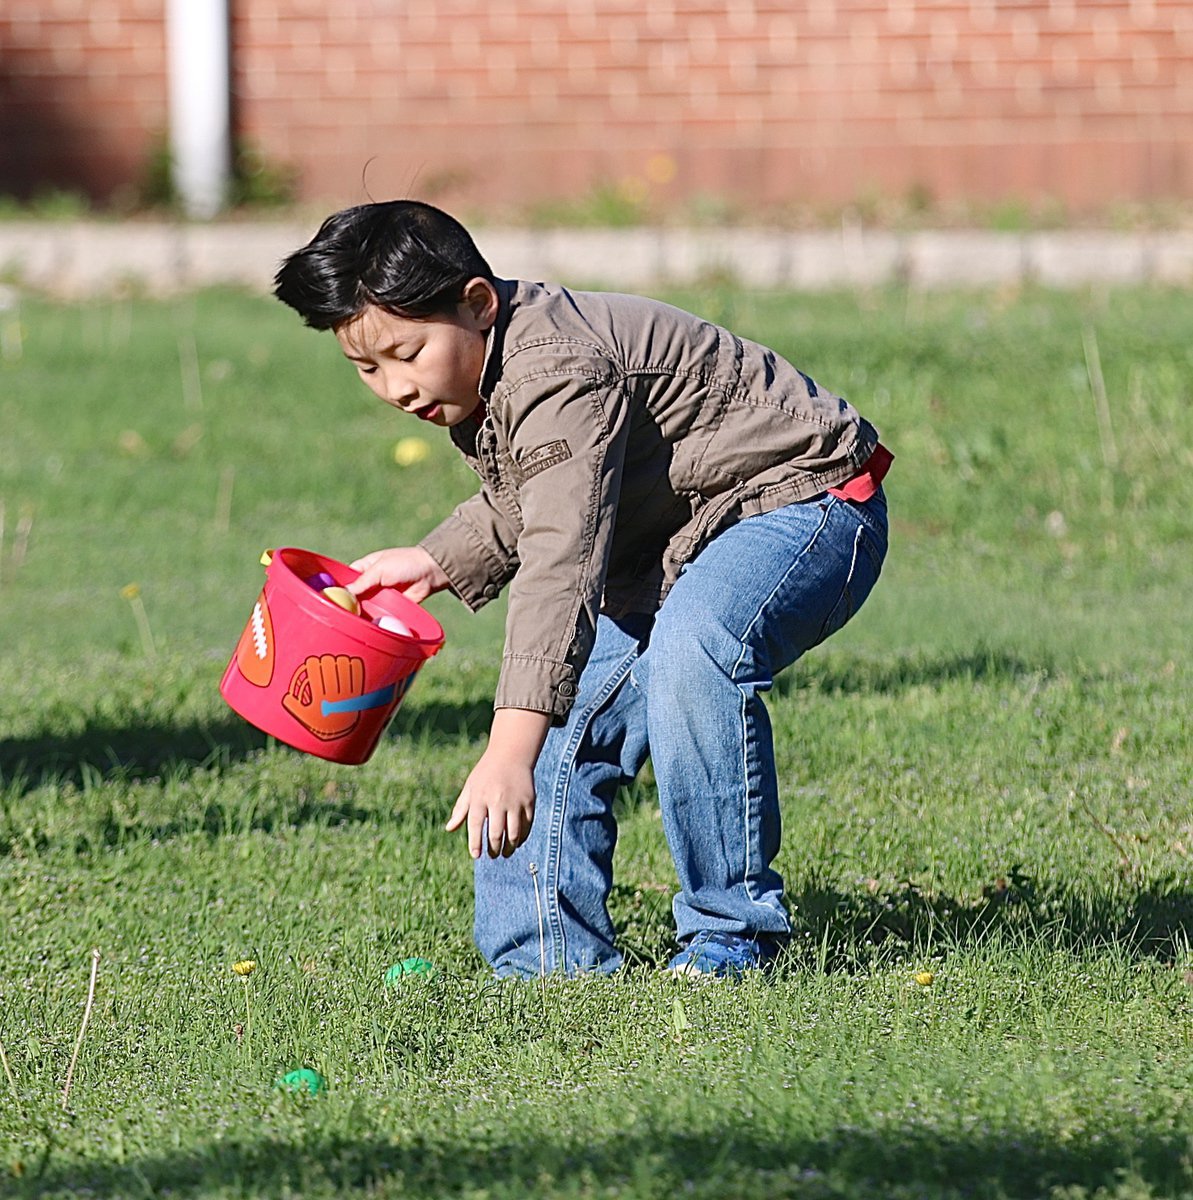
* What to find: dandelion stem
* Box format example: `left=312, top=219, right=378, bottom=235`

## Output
left=0, top=1036, right=23, bottom=1116
left=528, top=861, right=549, bottom=1014
left=110, top=299, right=131, bottom=350
left=178, top=332, right=203, bottom=411
left=231, top=961, right=257, bottom=1048
left=129, top=595, right=157, bottom=659
left=214, top=465, right=235, bottom=533
left=12, top=505, right=32, bottom=568
left=1073, top=789, right=1136, bottom=877
left=241, top=980, right=253, bottom=1048
left=62, top=948, right=100, bottom=1111
left=1082, top=325, right=1118, bottom=471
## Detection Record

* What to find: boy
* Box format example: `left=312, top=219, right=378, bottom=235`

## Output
left=274, top=200, right=890, bottom=979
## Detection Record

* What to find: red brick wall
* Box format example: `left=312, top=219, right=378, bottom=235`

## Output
left=3, top=1, right=1192, bottom=215
left=0, top=0, right=167, bottom=206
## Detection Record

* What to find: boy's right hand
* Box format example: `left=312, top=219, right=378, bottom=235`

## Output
left=347, top=546, right=450, bottom=603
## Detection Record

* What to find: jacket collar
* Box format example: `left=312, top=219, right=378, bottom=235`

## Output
left=479, top=277, right=516, bottom=400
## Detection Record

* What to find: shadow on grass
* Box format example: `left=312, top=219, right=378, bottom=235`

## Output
left=0, top=648, right=1037, bottom=796
left=394, top=694, right=495, bottom=742
left=0, top=782, right=381, bottom=858
left=0, top=694, right=497, bottom=857
left=609, top=868, right=1193, bottom=979
left=787, top=869, right=1193, bottom=971
left=63, top=796, right=381, bottom=857
left=0, top=694, right=493, bottom=798
left=775, top=646, right=1049, bottom=698
left=609, top=871, right=1193, bottom=973
left=13, top=1123, right=1192, bottom=1199
left=0, top=715, right=269, bottom=790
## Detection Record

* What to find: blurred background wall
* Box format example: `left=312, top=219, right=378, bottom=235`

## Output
left=2, top=0, right=1191, bottom=221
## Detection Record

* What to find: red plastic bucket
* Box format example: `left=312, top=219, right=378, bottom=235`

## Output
left=219, top=547, right=444, bottom=764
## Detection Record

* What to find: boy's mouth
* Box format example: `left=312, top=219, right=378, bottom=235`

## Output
left=414, top=404, right=442, bottom=422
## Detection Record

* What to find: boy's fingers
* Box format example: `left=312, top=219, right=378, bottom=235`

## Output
left=347, top=567, right=379, bottom=596
left=487, top=814, right=505, bottom=859
left=467, top=808, right=485, bottom=860
left=445, top=793, right=469, bottom=832
left=505, top=810, right=523, bottom=848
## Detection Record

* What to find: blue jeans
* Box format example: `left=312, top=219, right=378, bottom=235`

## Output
left=475, top=489, right=889, bottom=977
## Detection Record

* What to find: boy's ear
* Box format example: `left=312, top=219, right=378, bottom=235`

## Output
left=461, top=277, right=499, bottom=330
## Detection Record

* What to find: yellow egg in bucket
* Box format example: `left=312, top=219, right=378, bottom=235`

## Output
left=320, top=586, right=360, bottom=615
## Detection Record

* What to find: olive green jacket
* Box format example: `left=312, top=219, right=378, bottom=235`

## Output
left=419, top=279, right=879, bottom=719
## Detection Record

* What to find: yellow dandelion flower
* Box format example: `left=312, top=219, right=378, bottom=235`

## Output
left=120, top=583, right=141, bottom=601
left=232, top=959, right=257, bottom=977
left=914, top=970, right=935, bottom=987
left=393, top=437, right=431, bottom=467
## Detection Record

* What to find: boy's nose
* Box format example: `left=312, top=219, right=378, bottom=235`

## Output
left=385, top=374, right=418, bottom=409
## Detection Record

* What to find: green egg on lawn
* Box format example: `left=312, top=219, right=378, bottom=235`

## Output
left=275, top=1068, right=325, bottom=1096
left=385, top=957, right=437, bottom=985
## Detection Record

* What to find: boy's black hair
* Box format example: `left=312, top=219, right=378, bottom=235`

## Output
left=273, top=200, right=494, bottom=330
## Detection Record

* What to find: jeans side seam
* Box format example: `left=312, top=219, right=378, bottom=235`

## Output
left=544, top=645, right=640, bottom=974
left=733, top=501, right=832, bottom=911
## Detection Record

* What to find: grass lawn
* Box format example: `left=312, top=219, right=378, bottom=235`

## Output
left=1, top=281, right=1191, bottom=1199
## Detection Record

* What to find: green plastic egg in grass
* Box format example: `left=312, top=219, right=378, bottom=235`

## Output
left=385, top=958, right=437, bottom=985
left=275, top=1068, right=325, bottom=1096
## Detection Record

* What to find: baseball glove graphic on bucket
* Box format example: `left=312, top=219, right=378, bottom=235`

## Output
left=220, top=547, right=444, bottom=764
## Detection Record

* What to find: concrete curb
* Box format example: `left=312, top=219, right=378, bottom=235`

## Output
left=1, top=220, right=1191, bottom=297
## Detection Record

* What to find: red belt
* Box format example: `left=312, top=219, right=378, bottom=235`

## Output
left=827, top=443, right=892, bottom=502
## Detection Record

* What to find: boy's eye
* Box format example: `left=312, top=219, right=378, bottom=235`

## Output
left=358, top=365, right=377, bottom=375
left=398, top=348, right=420, bottom=363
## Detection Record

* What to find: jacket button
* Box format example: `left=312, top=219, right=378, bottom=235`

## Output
left=482, top=584, right=499, bottom=599
left=558, top=681, right=575, bottom=697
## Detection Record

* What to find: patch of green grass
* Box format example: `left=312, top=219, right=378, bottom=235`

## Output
left=524, top=180, right=657, bottom=228
left=0, top=190, right=92, bottom=222
left=1, top=284, right=1192, bottom=1198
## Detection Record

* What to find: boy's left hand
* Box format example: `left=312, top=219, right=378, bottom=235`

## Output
left=446, top=708, right=550, bottom=858
left=447, top=750, right=536, bottom=859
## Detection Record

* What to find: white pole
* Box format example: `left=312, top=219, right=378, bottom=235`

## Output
left=165, top=0, right=231, bottom=219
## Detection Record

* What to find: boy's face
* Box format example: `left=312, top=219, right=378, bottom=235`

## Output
left=334, top=278, right=498, bottom=427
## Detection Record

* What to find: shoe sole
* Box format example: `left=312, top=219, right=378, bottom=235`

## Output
left=666, top=959, right=750, bottom=979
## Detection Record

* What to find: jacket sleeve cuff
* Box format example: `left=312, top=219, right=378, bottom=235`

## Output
left=419, top=515, right=510, bottom=612
left=493, top=654, right=579, bottom=720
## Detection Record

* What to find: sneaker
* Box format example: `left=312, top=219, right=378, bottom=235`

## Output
left=666, top=931, right=776, bottom=979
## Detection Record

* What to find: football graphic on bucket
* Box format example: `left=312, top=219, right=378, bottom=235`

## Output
left=233, top=590, right=275, bottom=688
